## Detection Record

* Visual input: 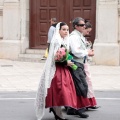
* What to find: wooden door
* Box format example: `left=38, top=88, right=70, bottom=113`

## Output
left=29, top=0, right=96, bottom=49
left=30, top=0, right=58, bottom=49
left=70, top=0, right=96, bottom=44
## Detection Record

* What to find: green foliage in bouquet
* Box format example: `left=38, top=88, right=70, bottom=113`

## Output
left=55, top=45, right=78, bottom=70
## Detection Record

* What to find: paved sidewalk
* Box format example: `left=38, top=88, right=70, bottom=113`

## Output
left=0, top=59, right=120, bottom=92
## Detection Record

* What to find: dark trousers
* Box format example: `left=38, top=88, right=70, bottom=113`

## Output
left=48, top=43, right=50, bottom=53
left=69, top=62, right=88, bottom=98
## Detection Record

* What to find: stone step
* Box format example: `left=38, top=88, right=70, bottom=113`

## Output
left=18, top=57, right=46, bottom=62
left=18, top=49, right=47, bottom=62
left=25, top=49, right=46, bottom=54
left=19, top=53, right=42, bottom=58
left=18, top=54, right=46, bottom=62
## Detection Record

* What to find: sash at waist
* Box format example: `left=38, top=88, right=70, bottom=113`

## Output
left=73, top=58, right=84, bottom=64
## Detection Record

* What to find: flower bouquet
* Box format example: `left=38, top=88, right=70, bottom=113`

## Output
left=55, top=46, right=78, bottom=70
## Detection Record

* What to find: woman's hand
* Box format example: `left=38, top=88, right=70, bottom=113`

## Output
left=67, top=60, right=74, bottom=67
left=88, top=49, right=94, bottom=56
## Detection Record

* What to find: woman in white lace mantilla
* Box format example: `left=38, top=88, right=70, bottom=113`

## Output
left=35, top=22, right=81, bottom=120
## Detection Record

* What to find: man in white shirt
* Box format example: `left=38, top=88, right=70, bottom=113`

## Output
left=47, top=18, right=57, bottom=51
left=69, top=18, right=93, bottom=61
left=67, top=17, right=94, bottom=118
left=41, top=18, right=57, bottom=60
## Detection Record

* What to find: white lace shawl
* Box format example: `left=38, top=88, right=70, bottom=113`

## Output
left=35, top=22, right=69, bottom=120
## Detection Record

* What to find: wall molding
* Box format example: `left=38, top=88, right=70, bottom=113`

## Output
left=118, top=5, right=120, bottom=16
left=0, top=37, right=3, bottom=39
left=0, top=10, right=3, bottom=16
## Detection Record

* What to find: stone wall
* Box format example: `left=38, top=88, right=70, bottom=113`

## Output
left=0, top=0, right=29, bottom=59
left=0, top=0, right=3, bottom=39
left=93, top=0, right=119, bottom=65
left=0, top=0, right=120, bottom=65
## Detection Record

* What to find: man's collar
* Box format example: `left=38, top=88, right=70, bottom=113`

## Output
left=74, top=29, right=83, bottom=36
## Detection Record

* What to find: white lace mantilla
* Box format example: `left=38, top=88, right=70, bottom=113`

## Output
left=35, top=22, right=69, bottom=120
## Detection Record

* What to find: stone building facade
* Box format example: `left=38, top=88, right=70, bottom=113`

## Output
left=0, top=0, right=120, bottom=65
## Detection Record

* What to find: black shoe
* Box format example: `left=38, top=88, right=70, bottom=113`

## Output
left=66, top=108, right=76, bottom=115
left=49, top=108, right=68, bottom=120
left=86, top=106, right=100, bottom=110
left=55, top=115, right=68, bottom=120
left=75, top=110, right=89, bottom=118
left=64, top=106, right=68, bottom=111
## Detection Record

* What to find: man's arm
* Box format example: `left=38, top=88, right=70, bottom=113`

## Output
left=47, top=26, right=55, bottom=43
left=69, top=35, right=88, bottom=58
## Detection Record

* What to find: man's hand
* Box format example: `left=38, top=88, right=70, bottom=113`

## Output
left=67, top=60, right=74, bottom=67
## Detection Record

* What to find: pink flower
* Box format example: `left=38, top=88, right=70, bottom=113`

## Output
left=55, top=47, right=67, bottom=62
